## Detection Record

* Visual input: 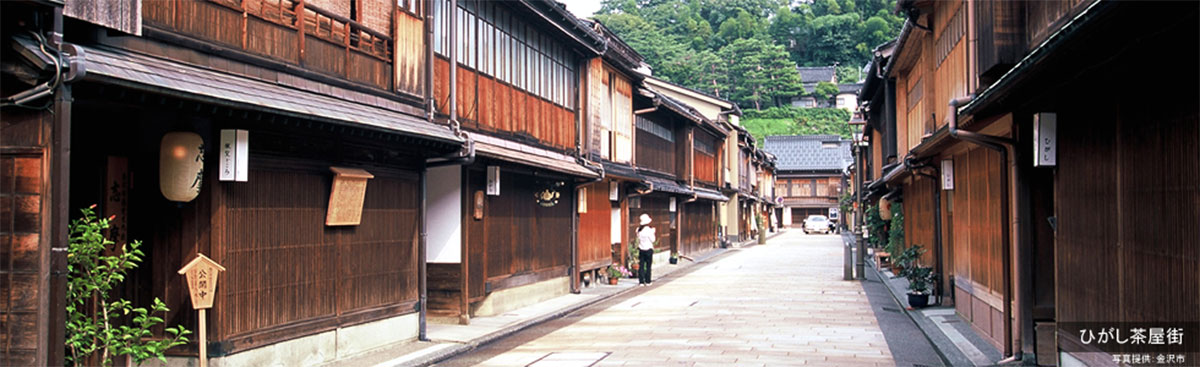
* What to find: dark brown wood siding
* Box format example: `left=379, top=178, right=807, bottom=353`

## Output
left=974, top=0, right=1026, bottom=82
left=635, top=121, right=677, bottom=176
left=143, top=0, right=400, bottom=91
left=694, top=132, right=718, bottom=186
left=466, top=168, right=572, bottom=294
left=1055, top=83, right=1200, bottom=335
left=0, top=108, right=53, bottom=367
left=577, top=182, right=614, bottom=272
left=949, top=145, right=1005, bottom=347
left=629, top=195, right=673, bottom=253
left=1024, top=0, right=1089, bottom=48
left=903, top=176, right=938, bottom=266
left=680, top=201, right=717, bottom=257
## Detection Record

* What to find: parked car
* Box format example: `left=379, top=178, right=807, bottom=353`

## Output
left=804, top=215, right=831, bottom=234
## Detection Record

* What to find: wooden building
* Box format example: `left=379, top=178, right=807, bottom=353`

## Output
left=763, top=135, right=852, bottom=228
left=857, top=0, right=1198, bottom=365
left=573, top=19, right=645, bottom=281
left=4, top=0, right=469, bottom=365
left=642, top=77, right=742, bottom=246
left=422, top=0, right=606, bottom=322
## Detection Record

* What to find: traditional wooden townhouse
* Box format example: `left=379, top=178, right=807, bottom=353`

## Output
left=624, top=80, right=722, bottom=264
left=763, top=135, right=852, bottom=229
left=641, top=77, right=738, bottom=252
left=753, top=150, right=778, bottom=232
left=421, top=0, right=607, bottom=325
left=4, top=0, right=471, bottom=365
left=573, top=19, right=645, bottom=284
left=735, top=134, right=760, bottom=239
left=858, top=0, right=1198, bottom=365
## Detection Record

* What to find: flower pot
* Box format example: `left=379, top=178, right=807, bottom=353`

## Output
left=608, top=277, right=619, bottom=285
left=669, top=257, right=678, bottom=264
left=907, top=292, right=930, bottom=308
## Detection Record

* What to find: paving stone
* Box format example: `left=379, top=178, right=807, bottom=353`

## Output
left=435, top=232, right=896, bottom=366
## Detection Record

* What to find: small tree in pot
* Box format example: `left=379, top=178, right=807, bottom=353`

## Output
left=904, top=266, right=934, bottom=308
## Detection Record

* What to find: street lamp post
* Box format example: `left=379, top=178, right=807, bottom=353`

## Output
left=854, top=144, right=865, bottom=279
left=849, top=114, right=866, bottom=280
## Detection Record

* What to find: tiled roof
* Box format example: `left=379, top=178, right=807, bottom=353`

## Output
left=77, top=44, right=464, bottom=144
left=838, top=83, right=863, bottom=94
left=762, top=135, right=852, bottom=172
left=798, top=66, right=837, bottom=84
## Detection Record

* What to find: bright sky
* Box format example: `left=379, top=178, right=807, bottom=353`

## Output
left=556, top=0, right=602, bottom=19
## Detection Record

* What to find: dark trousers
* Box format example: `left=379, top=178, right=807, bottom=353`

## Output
left=638, top=249, right=654, bottom=284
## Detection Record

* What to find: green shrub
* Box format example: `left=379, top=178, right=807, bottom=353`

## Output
left=65, top=205, right=190, bottom=366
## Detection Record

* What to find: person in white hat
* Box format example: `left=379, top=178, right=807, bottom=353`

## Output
left=636, top=214, right=657, bottom=286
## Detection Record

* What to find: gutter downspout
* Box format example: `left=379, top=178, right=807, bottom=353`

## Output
left=449, top=0, right=458, bottom=137
left=48, top=7, right=69, bottom=365
left=425, top=0, right=435, bottom=123
left=948, top=95, right=1022, bottom=362
left=418, top=165, right=429, bottom=341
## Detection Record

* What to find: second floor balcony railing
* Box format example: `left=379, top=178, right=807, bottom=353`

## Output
left=144, top=0, right=412, bottom=94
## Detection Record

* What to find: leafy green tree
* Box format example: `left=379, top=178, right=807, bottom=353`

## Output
left=65, top=206, right=190, bottom=366
left=715, top=9, right=765, bottom=47
left=658, top=48, right=727, bottom=97
left=768, top=6, right=814, bottom=65
left=836, top=64, right=864, bottom=84
left=593, top=13, right=686, bottom=76
left=696, top=0, right=785, bottom=28
left=812, top=0, right=843, bottom=15
left=808, top=13, right=861, bottom=66
left=814, top=81, right=840, bottom=101
left=762, top=45, right=805, bottom=107
left=718, top=38, right=799, bottom=110
left=592, top=0, right=902, bottom=108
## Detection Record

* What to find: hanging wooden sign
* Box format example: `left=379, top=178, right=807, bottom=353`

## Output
left=326, top=167, right=374, bottom=226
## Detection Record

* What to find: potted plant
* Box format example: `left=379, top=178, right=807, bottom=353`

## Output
left=905, top=266, right=934, bottom=308
left=892, top=245, right=925, bottom=276
left=605, top=264, right=631, bottom=285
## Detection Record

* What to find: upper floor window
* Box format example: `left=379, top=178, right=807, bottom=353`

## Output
left=399, top=0, right=421, bottom=16
left=695, top=136, right=715, bottom=155
left=432, top=0, right=577, bottom=109
left=636, top=116, right=674, bottom=143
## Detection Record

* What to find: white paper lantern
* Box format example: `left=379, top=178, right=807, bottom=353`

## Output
left=160, top=132, right=205, bottom=202
left=879, top=197, right=893, bottom=220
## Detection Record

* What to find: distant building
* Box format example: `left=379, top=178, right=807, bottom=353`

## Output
left=761, top=135, right=852, bottom=228
left=790, top=66, right=861, bottom=111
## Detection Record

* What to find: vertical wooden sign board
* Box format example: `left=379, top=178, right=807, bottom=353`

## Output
left=178, top=254, right=226, bottom=367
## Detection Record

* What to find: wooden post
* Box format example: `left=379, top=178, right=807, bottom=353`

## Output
left=198, top=309, right=208, bottom=367
left=178, top=254, right=225, bottom=367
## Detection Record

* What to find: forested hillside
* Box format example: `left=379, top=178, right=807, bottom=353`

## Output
left=592, top=0, right=903, bottom=110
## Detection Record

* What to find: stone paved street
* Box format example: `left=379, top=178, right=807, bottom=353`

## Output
left=435, top=230, right=897, bottom=366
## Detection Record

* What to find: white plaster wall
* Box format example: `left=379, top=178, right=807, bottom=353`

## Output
left=782, top=207, right=793, bottom=227
left=427, top=165, right=462, bottom=263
